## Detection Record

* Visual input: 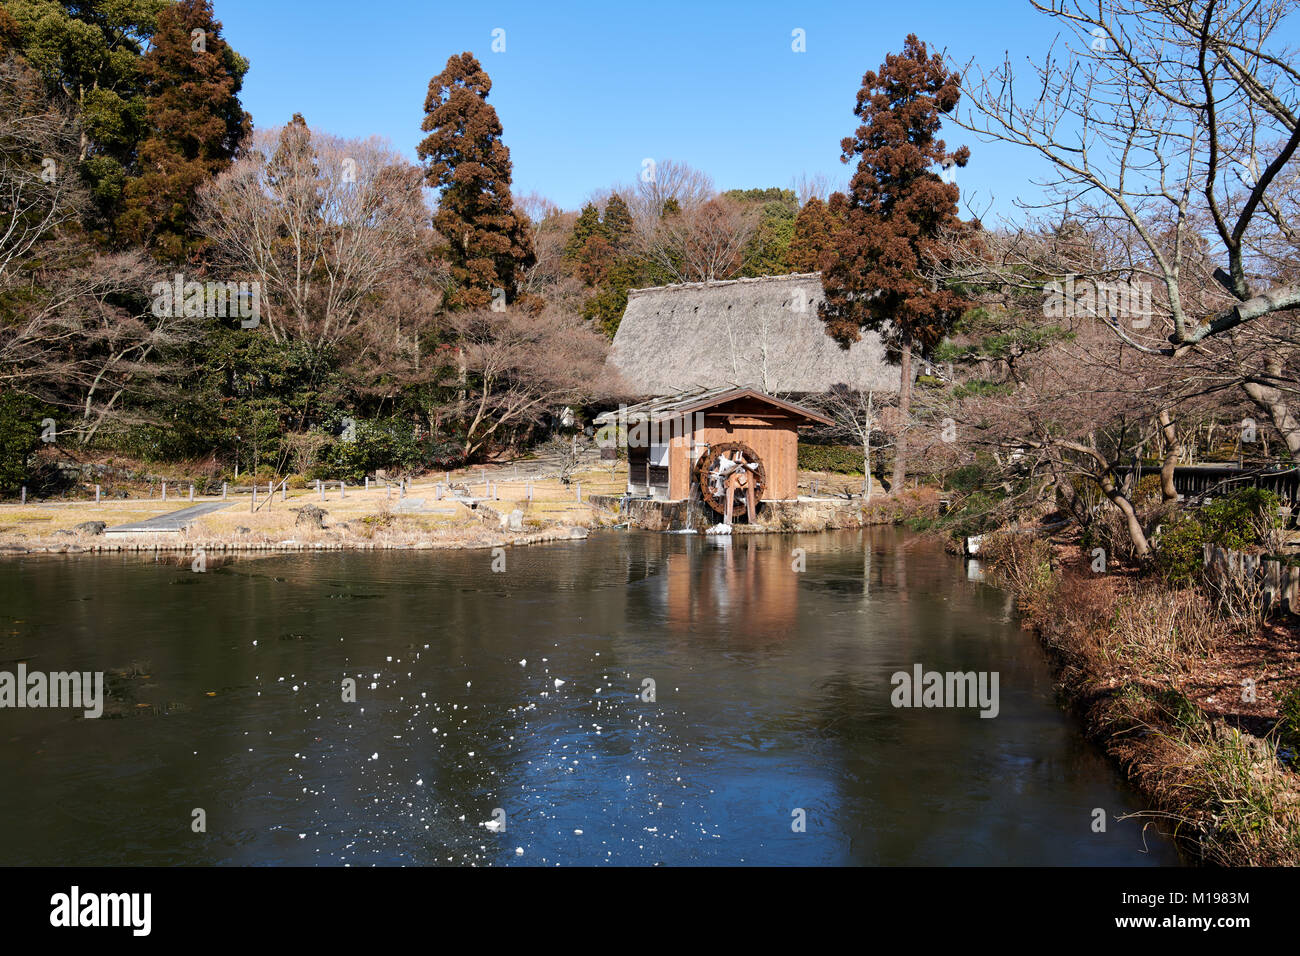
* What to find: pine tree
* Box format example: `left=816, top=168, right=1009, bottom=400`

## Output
left=117, top=0, right=250, bottom=261
left=820, top=35, right=971, bottom=492
left=417, top=52, right=534, bottom=311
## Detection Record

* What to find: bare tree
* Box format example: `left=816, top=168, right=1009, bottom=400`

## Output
left=954, top=1, right=1300, bottom=351
left=441, top=306, right=613, bottom=459
left=626, top=158, right=715, bottom=226
left=0, top=55, right=83, bottom=287
left=792, top=171, right=834, bottom=207
left=195, top=123, right=431, bottom=358
left=813, top=386, right=893, bottom=498
left=634, top=196, right=759, bottom=284
left=0, top=56, right=193, bottom=443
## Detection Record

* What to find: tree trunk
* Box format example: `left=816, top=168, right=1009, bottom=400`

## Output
left=1098, top=470, right=1150, bottom=559
left=864, top=438, right=872, bottom=500
left=1158, top=408, right=1178, bottom=502
left=1243, top=356, right=1300, bottom=458
left=892, top=344, right=911, bottom=493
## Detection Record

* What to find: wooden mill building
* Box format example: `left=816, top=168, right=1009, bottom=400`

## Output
left=594, top=386, right=832, bottom=508
left=592, top=272, right=901, bottom=521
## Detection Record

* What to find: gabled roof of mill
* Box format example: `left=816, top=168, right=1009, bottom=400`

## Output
left=606, top=272, right=897, bottom=397
left=593, top=386, right=833, bottom=427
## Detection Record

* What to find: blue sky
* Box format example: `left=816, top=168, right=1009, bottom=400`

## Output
left=213, top=0, right=1071, bottom=221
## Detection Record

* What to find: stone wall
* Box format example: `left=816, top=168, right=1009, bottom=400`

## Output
left=588, top=495, right=866, bottom=533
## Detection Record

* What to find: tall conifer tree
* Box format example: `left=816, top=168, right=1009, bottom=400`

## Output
left=417, top=52, right=533, bottom=311
left=820, top=35, right=971, bottom=491
left=117, top=0, right=250, bottom=260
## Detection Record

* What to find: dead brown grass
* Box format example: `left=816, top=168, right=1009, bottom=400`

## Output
left=983, top=532, right=1300, bottom=865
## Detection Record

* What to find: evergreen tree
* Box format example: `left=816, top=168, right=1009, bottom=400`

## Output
left=564, top=202, right=603, bottom=260
left=602, top=192, right=634, bottom=251
left=724, top=187, right=798, bottom=276
left=820, top=35, right=971, bottom=491
left=788, top=196, right=843, bottom=272
left=5, top=0, right=168, bottom=233
left=417, top=51, right=534, bottom=311
left=117, top=0, right=250, bottom=261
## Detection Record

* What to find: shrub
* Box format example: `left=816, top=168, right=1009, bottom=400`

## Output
left=798, top=443, right=865, bottom=474
left=1202, top=487, right=1281, bottom=550
left=0, top=390, right=44, bottom=496
left=1155, top=514, right=1206, bottom=586
left=311, top=417, right=460, bottom=481
left=1134, top=473, right=1164, bottom=507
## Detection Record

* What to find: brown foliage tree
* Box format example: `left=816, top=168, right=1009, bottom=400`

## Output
left=787, top=195, right=843, bottom=272
left=820, top=34, right=972, bottom=491
left=417, top=52, right=534, bottom=311
left=116, top=0, right=250, bottom=262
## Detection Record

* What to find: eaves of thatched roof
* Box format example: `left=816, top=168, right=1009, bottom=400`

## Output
left=606, top=272, right=898, bottom=398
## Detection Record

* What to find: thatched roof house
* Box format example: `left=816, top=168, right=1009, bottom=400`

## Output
left=606, top=272, right=897, bottom=398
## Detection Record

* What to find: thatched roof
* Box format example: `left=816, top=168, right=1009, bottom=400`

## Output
left=607, top=273, right=897, bottom=397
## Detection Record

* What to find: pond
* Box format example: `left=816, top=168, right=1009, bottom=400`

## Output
left=0, top=528, right=1179, bottom=865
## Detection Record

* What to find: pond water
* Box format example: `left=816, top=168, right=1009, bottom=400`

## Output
left=0, top=528, right=1179, bottom=865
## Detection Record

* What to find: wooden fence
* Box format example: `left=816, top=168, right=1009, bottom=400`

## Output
left=1202, top=543, right=1300, bottom=616
left=1118, top=463, right=1300, bottom=506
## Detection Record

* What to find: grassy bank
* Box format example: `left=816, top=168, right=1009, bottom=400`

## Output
left=980, top=529, right=1300, bottom=865
left=0, top=464, right=626, bottom=553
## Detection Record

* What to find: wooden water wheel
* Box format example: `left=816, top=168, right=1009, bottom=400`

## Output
left=695, top=441, right=766, bottom=521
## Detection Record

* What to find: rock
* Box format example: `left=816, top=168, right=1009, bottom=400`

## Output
left=508, top=509, right=524, bottom=532
left=235, top=526, right=252, bottom=534
left=294, top=505, right=328, bottom=529
left=72, top=521, right=106, bottom=535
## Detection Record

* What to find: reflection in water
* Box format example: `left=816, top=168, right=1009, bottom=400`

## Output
left=0, top=530, right=1179, bottom=866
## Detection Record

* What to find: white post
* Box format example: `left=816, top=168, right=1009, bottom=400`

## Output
left=222, top=482, right=228, bottom=500
left=576, top=482, right=581, bottom=502
left=340, top=480, right=346, bottom=499
left=319, top=481, right=325, bottom=502
left=189, top=484, right=195, bottom=502
left=365, top=476, right=369, bottom=492
left=251, top=484, right=256, bottom=512
left=95, top=485, right=101, bottom=503
left=20, top=486, right=26, bottom=504
left=162, top=481, right=167, bottom=501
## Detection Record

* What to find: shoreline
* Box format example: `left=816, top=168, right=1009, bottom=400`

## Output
left=976, top=529, right=1300, bottom=866
left=0, top=524, right=592, bottom=555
